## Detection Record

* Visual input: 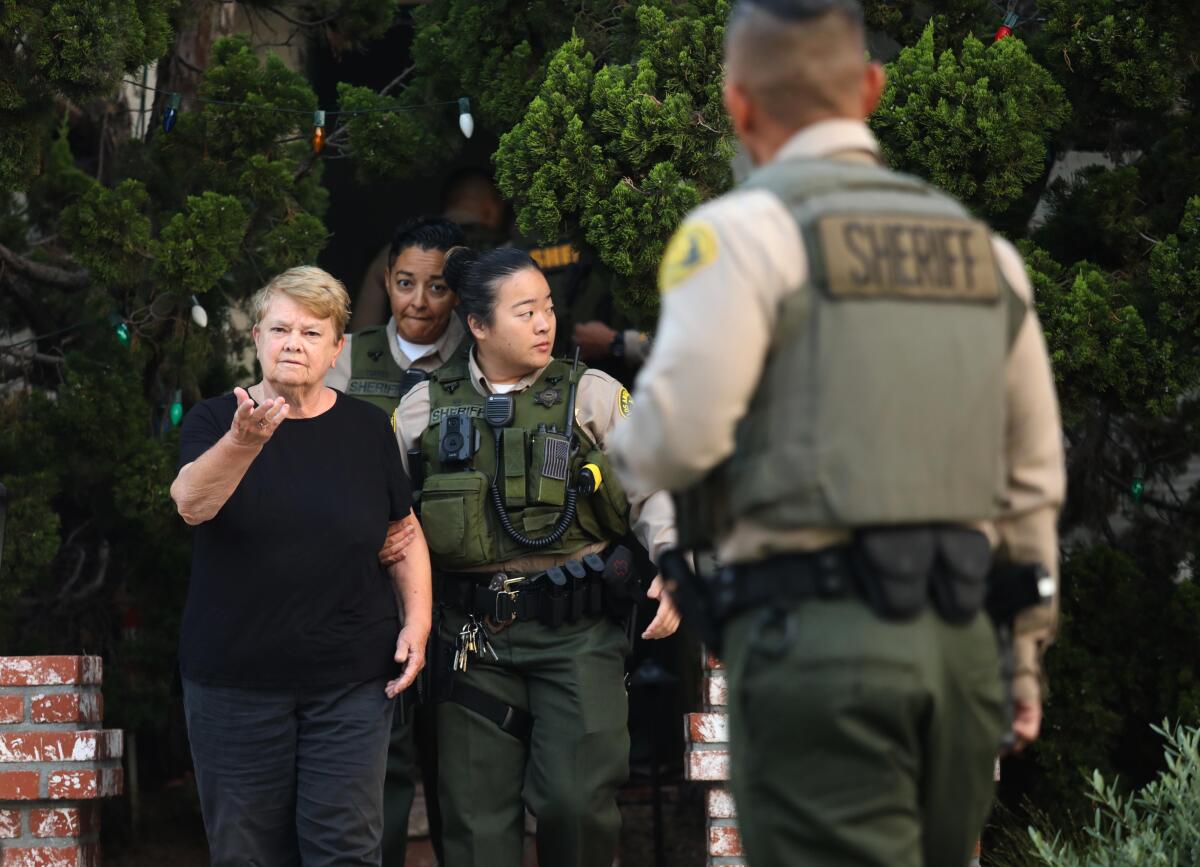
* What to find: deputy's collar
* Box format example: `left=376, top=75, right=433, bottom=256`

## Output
left=772, top=119, right=883, bottom=166
left=467, top=347, right=549, bottom=396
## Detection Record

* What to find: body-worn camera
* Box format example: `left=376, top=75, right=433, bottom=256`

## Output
left=438, top=414, right=479, bottom=464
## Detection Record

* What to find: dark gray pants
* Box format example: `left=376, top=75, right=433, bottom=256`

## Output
left=183, top=677, right=395, bottom=867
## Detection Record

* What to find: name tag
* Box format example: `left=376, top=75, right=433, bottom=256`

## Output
left=429, top=405, right=486, bottom=426
left=348, top=379, right=403, bottom=398
left=818, top=215, right=999, bottom=301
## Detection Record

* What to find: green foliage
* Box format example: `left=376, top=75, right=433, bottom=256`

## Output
left=60, top=180, right=154, bottom=288
left=863, top=0, right=995, bottom=49
left=336, top=82, right=450, bottom=180
left=1013, top=547, right=1200, bottom=824
left=1026, top=249, right=1178, bottom=422
left=1035, top=166, right=1149, bottom=269
left=1029, top=722, right=1200, bottom=865
left=0, top=0, right=178, bottom=191
left=1038, top=0, right=1193, bottom=115
left=152, top=192, right=249, bottom=296
left=410, top=0, right=632, bottom=133
left=0, top=0, right=177, bottom=109
left=0, top=467, right=62, bottom=608
left=495, top=1, right=733, bottom=322
left=872, top=22, right=1069, bottom=220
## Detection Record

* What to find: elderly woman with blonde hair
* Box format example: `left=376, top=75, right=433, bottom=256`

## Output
left=170, top=265, right=432, bottom=867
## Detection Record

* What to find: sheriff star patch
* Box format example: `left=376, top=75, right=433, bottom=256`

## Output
left=618, top=388, right=632, bottom=417
left=659, top=221, right=718, bottom=293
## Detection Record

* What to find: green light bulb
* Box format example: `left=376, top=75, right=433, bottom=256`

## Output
left=169, top=389, right=183, bottom=427
left=109, top=313, right=130, bottom=347
left=1131, top=477, right=1145, bottom=502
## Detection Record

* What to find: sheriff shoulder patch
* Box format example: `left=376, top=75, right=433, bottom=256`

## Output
left=659, top=221, right=718, bottom=293
left=618, top=388, right=632, bottom=417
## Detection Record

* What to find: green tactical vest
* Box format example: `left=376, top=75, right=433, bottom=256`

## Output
left=346, top=326, right=467, bottom=415
left=676, top=158, right=1027, bottom=545
left=415, top=359, right=630, bottom=570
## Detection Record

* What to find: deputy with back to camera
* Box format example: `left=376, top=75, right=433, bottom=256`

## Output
left=610, top=2, right=1066, bottom=865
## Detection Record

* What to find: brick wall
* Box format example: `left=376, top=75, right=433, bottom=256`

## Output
left=0, top=657, right=124, bottom=867
left=683, top=651, right=745, bottom=866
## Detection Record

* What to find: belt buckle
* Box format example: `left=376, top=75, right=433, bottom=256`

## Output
left=486, top=574, right=525, bottom=631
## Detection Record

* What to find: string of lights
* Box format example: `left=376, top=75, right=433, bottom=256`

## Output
left=122, top=79, right=475, bottom=149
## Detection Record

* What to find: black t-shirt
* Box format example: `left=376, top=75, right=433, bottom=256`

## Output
left=177, top=391, right=411, bottom=688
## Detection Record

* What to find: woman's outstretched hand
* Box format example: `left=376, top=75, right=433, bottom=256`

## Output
left=229, top=386, right=288, bottom=446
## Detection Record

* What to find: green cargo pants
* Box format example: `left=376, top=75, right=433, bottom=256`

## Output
left=436, top=608, right=630, bottom=867
left=725, top=597, right=1005, bottom=867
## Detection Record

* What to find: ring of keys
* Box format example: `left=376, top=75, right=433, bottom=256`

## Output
left=453, top=615, right=499, bottom=672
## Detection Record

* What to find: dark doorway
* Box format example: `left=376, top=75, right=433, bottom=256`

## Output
left=310, top=15, right=500, bottom=309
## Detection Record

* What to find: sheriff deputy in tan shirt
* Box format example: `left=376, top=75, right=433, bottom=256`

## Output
left=392, top=245, right=678, bottom=867
left=610, top=1, right=1065, bottom=864
left=611, top=72, right=1064, bottom=724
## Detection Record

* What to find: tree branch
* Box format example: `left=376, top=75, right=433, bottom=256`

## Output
left=58, top=546, right=88, bottom=599
left=67, top=540, right=110, bottom=603
left=264, top=5, right=339, bottom=28
left=0, top=346, right=66, bottom=367
left=0, top=243, right=90, bottom=289
left=379, top=64, right=417, bottom=98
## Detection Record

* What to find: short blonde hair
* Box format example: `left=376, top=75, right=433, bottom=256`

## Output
left=250, top=266, right=351, bottom=339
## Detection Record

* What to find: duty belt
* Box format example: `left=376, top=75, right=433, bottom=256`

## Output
left=435, top=555, right=609, bottom=628
left=723, top=546, right=855, bottom=619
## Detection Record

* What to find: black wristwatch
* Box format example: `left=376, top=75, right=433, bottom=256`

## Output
left=610, top=330, right=626, bottom=359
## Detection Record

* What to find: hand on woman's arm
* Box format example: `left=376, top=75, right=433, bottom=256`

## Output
left=170, top=388, right=288, bottom=525
left=378, top=515, right=418, bottom=567
left=385, top=511, right=433, bottom=699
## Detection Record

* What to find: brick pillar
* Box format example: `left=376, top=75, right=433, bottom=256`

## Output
left=683, top=651, right=745, bottom=865
left=0, top=656, right=124, bottom=867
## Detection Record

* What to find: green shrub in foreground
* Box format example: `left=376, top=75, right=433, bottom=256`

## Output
left=1029, top=722, right=1200, bottom=866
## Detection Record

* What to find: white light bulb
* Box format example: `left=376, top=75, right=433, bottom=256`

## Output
left=191, top=300, right=208, bottom=328
left=458, top=97, right=474, bottom=139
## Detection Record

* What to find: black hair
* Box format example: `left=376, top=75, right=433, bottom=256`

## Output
left=442, top=246, right=541, bottom=328
left=387, top=216, right=466, bottom=268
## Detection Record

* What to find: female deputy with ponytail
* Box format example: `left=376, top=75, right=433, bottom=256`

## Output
left=391, top=246, right=680, bottom=867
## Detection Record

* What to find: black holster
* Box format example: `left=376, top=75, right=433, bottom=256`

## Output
left=661, top=547, right=725, bottom=654
left=983, top=560, right=1053, bottom=750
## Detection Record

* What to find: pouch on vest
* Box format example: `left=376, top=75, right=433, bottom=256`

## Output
left=930, top=528, right=991, bottom=624
left=852, top=527, right=936, bottom=620
left=420, top=471, right=496, bottom=568
left=578, top=446, right=629, bottom=540
left=502, top=428, right=527, bottom=509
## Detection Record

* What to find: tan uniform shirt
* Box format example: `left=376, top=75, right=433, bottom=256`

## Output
left=609, top=119, right=1066, bottom=701
left=327, top=315, right=467, bottom=392
left=394, top=349, right=677, bottom=574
